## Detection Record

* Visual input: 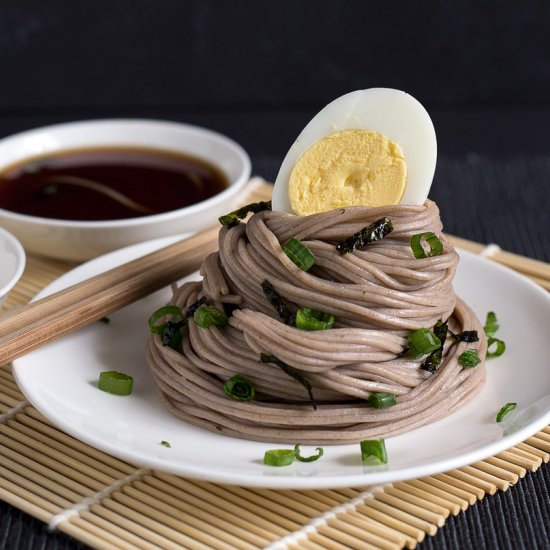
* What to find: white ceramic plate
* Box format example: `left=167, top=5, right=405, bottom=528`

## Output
left=12, top=239, right=550, bottom=489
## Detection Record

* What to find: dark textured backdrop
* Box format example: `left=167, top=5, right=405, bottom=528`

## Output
left=0, top=1, right=549, bottom=548
left=1, top=0, right=550, bottom=160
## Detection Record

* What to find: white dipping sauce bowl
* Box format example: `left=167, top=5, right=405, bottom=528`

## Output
left=0, top=119, right=251, bottom=261
left=0, top=227, right=26, bottom=307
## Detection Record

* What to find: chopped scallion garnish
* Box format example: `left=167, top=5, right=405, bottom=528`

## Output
left=284, top=238, right=316, bottom=271
left=294, top=444, right=324, bottom=463
left=360, top=439, right=388, bottom=466
left=484, top=311, right=499, bottom=337
left=295, top=308, right=335, bottom=331
left=149, top=298, right=207, bottom=349
left=260, top=353, right=316, bottom=410
left=97, top=371, right=134, bottom=396
left=148, top=305, right=183, bottom=334
left=193, top=305, right=229, bottom=328
left=336, top=217, right=393, bottom=254
left=218, top=200, right=272, bottom=228
left=496, top=402, right=517, bottom=423
left=420, top=319, right=448, bottom=373
left=261, top=280, right=295, bottom=325
left=263, top=449, right=296, bottom=467
left=160, top=440, right=171, bottom=448
left=408, top=328, right=441, bottom=359
left=368, top=392, right=397, bottom=409
left=410, top=232, right=443, bottom=259
left=458, top=349, right=481, bottom=368
left=263, top=444, right=324, bottom=466
left=486, top=337, right=506, bottom=358
left=223, top=375, right=255, bottom=401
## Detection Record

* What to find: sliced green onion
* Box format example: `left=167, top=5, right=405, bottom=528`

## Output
left=484, top=311, right=499, bottom=337
left=284, top=238, right=316, bottom=271
left=336, top=217, right=393, bottom=254
left=263, top=449, right=296, bottom=467
left=98, top=316, right=110, bottom=324
left=294, top=444, right=324, bottom=463
left=295, top=308, right=335, bottom=331
left=148, top=305, right=183, bottom=334
left=368, top=392, right=397, bottom=409
left=224, top=375, right=255, bottom=401
left=261, top=280, right=295, bottom=325
left=486, top=337, right=506, bottom=358
left=408, top=328, right=441, bottom=359
left=98, top=371, right=134, bottom=396
left=218, top=200, right=272, bottom=228
left=360, top=439, right=388, bottom=466
left=420, top=319, right=448, bottom=373
left=160, top=440, right=171, bottom=448
left=410, top=232, right=443, bottom=259
left=260, top=353, right=316, bottom=410
left=151, top=298, right=208, bottom=348
left=193, top=305, right=229, bottom=328
left=496, top=402, right=517, bottom=423
left=458, top=349, right=481, bottom=368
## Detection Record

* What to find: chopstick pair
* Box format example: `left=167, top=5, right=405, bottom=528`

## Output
left=0, top=225, right=220, bottom=365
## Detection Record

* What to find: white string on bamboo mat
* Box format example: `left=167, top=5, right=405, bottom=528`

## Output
left=265, top=484, right=385, bottom=550
left=479, top=243, right=502, bottom=258
left=48, top=468, right=150, bottom=531
left=0, top=400, right=28, bottom=424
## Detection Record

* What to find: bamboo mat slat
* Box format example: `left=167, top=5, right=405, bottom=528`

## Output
left=1, top=179, right=549, bottom=549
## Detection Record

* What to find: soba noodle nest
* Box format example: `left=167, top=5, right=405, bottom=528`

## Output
left=146, top=200, right=487, bottom=444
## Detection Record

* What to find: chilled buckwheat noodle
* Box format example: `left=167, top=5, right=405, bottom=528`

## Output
left=146, top=200, right=487, bottom=444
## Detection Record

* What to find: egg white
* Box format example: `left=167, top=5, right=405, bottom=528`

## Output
left=271, top=88, right=437, bottom=213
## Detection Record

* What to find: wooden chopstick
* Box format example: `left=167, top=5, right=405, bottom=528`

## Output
left=0, top=226, right=221, bottom=338
left=0, top=225, right=220, bottom=365
left=449, top=235, right=550, bottom=291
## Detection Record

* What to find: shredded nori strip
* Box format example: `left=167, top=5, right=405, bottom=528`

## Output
left=261, top=280, right=295, bottom=326
left=449, top=330, right=479, bottom=343
left=161, top=321, right=184, bottom=347
left=420, top=319, right=449, bottom=373
left=421, top=322, right=480, bottom=373
left=161, top=296, right=207, bottom=347
left=336, top=217, right=393, bottom=254
left=218, top=200, right=272, bottom=228
left=185, top=296, right=207, bottom=318
left=260, top=353, right=317, bottom=410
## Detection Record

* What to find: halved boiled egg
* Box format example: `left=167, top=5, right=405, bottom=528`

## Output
left=271, top=88, right=437, bottom=214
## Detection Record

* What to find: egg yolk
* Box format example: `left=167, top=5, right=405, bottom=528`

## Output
left=288, top=129, right=407, bottom=215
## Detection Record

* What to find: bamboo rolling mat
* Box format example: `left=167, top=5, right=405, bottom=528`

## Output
left=1, top=180, right=550, bottom=549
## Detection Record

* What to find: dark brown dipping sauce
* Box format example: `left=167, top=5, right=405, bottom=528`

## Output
left=0, top=147, right=228, bottom=221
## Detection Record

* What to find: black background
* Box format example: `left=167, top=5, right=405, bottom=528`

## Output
left=1, top=1, right=549, bottom=548
left=1, top=0, right=550, bottom=161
